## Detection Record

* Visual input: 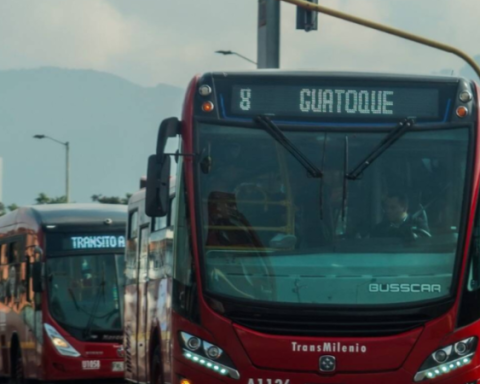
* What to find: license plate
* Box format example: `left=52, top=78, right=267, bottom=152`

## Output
left=82, top=360, right=100, bottom=370
left=112, top=361, right=124, bottom=372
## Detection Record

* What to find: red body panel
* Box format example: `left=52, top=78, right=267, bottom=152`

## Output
left=233, top=324, right=422, bottom=372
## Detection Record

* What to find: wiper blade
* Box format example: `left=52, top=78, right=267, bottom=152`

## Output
left=319, top=132, right=328, bottom=220
left=254, top=115, right=323, bottom=178
left=341, top=136, right=349, bottom=223
left=347, top=118, right=415, bottom=180
left=83, top=268, right=106, bottom=339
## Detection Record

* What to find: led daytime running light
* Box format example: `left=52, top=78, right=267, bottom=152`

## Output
left=414, top=353, right=474, bottom=381
left=182, top=349, right=239, bottom=380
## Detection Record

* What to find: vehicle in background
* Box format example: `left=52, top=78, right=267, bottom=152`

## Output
left=0, top=204, right=127, bottom=383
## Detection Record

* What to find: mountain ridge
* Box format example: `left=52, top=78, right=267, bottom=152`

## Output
left=0, top=67, right=184, bottom=206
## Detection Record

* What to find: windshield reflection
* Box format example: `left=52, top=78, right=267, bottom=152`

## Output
left=197, top=123, right=470, bottom=306
left=47, top=254, right=124, bottom=340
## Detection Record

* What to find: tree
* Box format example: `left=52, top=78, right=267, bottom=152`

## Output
left=91, top=193, right=132, bottom=205
left=35, top=193, right=67, bottom=204
left=0, top=202, right=19, bottom=216
left=8, top=204, right=18, bottom=211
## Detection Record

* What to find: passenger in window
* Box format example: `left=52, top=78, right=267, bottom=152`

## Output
left=371, top=193, right=430, bottom=239
left=206, top=191, right=264, bottom=248
left=206, top=142, right=247, bottom=194
left=81, top=259, right=93, bottom=288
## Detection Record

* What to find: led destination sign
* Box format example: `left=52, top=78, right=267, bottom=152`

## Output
left=67, top=235, right=126, bottom=250
left=230, top=85, right=441, bottom=120
left=47, top=232, right=126, bottom=253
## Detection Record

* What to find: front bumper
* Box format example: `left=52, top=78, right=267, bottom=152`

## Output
left=173, top=357, right=480, bottom=384
left=45, top=358, right=125, bottom=381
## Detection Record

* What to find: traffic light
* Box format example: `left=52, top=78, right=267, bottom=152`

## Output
left=296, top=0, right=319, bottom=32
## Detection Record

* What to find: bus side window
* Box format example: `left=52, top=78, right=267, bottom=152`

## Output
left=126, top=210, right=139, bottom=285
left=169, top=196, right=177, bottom=227
left=151, top=196, right=176, bottom=232
left=468, top=220, right=480, bottom=292
left=0, top=244, right=7, bottom=265
left=173, top=180, right=198, bottom=321
left=152, top=216, right=166, bottom=232
left=5, top=241, right=23, bottom=305
left=7, top=243, right=16, bottom=264
left=128, top=211, right=138, bottom=239
left=458, top=203, right=480, bottom=327
left=0, top=245, right=5, bottom=303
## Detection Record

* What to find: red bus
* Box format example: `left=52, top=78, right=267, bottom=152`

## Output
left=128, top=71, right=480, bottom=384
left=0, top=204, right=127, bottom=383
left=124, top=180, right=176, bottom=384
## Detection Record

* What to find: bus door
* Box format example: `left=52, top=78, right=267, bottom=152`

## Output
left=136, top=225, right=149, bottom=384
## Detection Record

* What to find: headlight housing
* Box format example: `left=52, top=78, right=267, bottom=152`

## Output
left=179, top=332, right=239, bottom=380
left=44, top=324, right=80, bottom=357
left=414, top=337, right=477, bottom=381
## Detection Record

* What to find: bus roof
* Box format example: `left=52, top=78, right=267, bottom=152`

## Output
left=204, top=70, right=465, bottom=83
left=21, top=204, right=127, bottom=227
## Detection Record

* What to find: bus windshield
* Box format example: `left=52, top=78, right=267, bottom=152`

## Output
left=47, top=254, right=124, bottom=341
left=197, top=122, right=471, bottom=306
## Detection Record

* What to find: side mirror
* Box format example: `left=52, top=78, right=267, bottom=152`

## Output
left=145, top=154, right=171, bottom=217
left=145, top=117, right=179, bottom=218
left=32, top=261, right=44, bottom=293
left=156, top=117, right=180, bottom=157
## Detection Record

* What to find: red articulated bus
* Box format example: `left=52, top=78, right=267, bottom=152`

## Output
left=0, top=204, right=127, bottom=383
left=127, top=71, right=480, bottom=384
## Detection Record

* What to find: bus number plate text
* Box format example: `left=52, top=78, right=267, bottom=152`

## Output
left=82, top=360, right=100, bottom=370
left=248, top=380, right=290, bottom=384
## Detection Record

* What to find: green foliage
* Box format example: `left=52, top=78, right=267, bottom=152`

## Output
left=91, top=193, right=131, bottom=205
left=0, top=202, right=19, bottom=216
left=7, top=204, right=18, bottom=211
left=35, top=193, right=67, bottom=204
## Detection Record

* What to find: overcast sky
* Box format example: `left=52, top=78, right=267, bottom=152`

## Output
left=1, top=0, right=479, bottom=88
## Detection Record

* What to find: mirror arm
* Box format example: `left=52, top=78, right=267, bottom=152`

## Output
left=156, top=117, right=181, bottom=157
left=164, top=151, right=197, bottom=163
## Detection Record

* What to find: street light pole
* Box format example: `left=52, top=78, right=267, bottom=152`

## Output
left=33, top=135, right=70, bottom=203
left=215, top=50, right=257, bottom=66
left=66, top=141, right=70, bottom=203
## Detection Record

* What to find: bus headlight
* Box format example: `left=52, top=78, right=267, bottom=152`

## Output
left=414, top=337, right=477, bottom=381
left=44, top=324, right=81, bottom=357
left=179, top=332, right=239, bottom=380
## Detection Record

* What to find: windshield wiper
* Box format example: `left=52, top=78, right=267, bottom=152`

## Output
left=341, top=136, right=349, bottom=224
left=347, top=118, right=415, bottom=180
left=83, top=268, right=106, bottom=340
left=254, top=115, right=323, bottom=178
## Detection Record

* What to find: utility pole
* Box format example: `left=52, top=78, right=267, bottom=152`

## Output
left=33, top=135, right=71, bottom=203
left=257, top=0, right=280, bottom=68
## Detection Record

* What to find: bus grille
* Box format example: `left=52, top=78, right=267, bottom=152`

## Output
left=230, top=312, right=430, bottom=337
